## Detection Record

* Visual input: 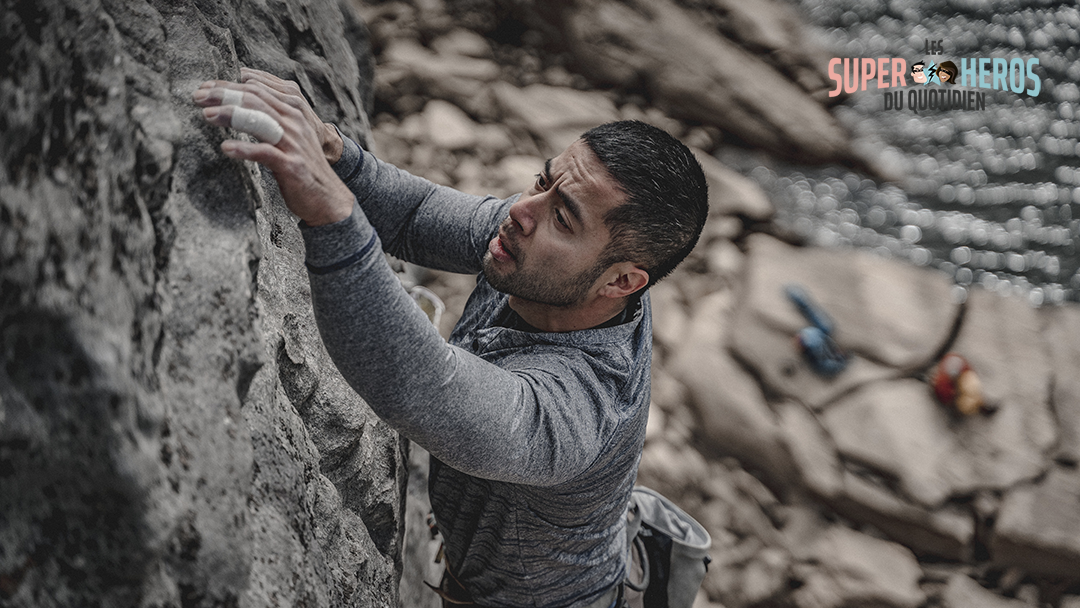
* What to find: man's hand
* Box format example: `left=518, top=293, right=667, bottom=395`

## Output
left=192, top=68, right=352, bottom=226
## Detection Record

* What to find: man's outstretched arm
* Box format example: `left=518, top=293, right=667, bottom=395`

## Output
left=191, top=71, right=611, bottom=486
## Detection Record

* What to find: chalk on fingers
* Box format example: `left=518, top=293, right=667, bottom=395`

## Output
left=221, top=88, right=244, bottom=107
left=231, top=106, right=284, bottom=145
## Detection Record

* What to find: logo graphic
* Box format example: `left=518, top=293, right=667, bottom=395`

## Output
left=938, top=61, right=957, bottom=85
left=911, top=61, right=927, bottom=85
left=826, top=40, right=1042, bottom=112
left=922, top=61, right=942, bottom=85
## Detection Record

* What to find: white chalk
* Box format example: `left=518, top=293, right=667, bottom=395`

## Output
left=230, top=106, right=284, bottom=145
left=221, top=88, right=244, bottom=107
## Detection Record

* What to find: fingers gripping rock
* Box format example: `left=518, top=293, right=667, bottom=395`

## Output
left=231, top=106, right=284, bottom=144
left=220, top=88, right=284, bottom=145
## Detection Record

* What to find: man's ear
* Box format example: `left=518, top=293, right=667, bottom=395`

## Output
left=598, top=262, right=649, bottom=299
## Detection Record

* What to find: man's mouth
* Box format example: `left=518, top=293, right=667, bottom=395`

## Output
left=489, top=230, right=517, bottom=263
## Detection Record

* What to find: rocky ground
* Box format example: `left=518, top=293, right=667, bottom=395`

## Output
left=353, top=1, right=1080, bottom=607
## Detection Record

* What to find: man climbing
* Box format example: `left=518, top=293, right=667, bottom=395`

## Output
left=193, top=68, right=708, bottom=608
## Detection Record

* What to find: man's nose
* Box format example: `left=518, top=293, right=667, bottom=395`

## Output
left=508, top=195, right=539, bottom=236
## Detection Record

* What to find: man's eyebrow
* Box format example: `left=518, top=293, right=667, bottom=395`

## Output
left=544, top=158, right=584, bottom=226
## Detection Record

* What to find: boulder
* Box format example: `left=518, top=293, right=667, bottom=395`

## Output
left=376, top=37, right=502, bottom=115
left=825, top=472, right=975, bottom=560
left=777, top=400, right=844, bottom=499
left=777, top=395, right=976, bottom=559
left=399, top=442, right=442, bottom=608
left=421, top=99, right=481, bottom=150
left=692, top=148, right=775, bottom=223
left=790, top=527, right=926, bottom=608
left=992, top=466, right=1080, bottom=578
left=490, top=81, right=620, bottom=155
left=1042, top=303, right=1080, bottom=464
left=649, top=280, right=690, bottom=353
left=496, top=154, right=545, bottom=196
left=671, top=291, right=799, bottom=493
left=941, top=574, right=1031, bottom=608
left=560, top=0, right=852, bottom=164
left=430, top=28, right=494, bottom=59
left=0, top=0, right=404, bottom=605
left=946, top=287, right=1056, bottom=489
left=729, top=234, right=959, bottom=410
left=637, top=439, right=712, bottom=498
left=823, top=380, right=976, bottom=508
left=697, top=0, right=837, bottom=102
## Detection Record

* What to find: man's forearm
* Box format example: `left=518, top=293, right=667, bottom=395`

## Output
left=329, top=132, right=514, bottom=274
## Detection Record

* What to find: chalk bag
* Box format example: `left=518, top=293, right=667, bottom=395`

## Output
left=624, top=486, right=712, bottom=608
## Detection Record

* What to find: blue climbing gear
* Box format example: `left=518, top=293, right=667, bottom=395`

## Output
left=785, top=284, right=848, bottom=377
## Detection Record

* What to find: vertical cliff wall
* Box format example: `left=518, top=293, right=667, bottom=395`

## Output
left=0, top=1, right=407, bottom=606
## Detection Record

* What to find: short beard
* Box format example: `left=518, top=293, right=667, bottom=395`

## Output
left=482, top=253, right=609, bottom=308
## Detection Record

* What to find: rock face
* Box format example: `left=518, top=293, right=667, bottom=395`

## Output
left=0, top=1, right=405, bottom=606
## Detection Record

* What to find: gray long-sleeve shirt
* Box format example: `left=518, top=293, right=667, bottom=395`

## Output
left=299, top=135, right=651, bottom=607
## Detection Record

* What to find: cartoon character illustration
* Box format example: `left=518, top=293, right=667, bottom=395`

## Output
left=938, top=61, right=957, bottom=84
left=911, top=61, right=927, bottom=84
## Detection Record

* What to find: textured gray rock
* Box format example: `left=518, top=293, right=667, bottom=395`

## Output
left=0, top=0, right=404, bottom=606
left=824, top=380, right=978, bottom=508
left=1042, top=304, right=1080, bottom=465
left=671, top=290, right=799, bottom=493
left=992, top=466, right=1080, bottom=578
left=947, top=288, right=1056, bottom=489
left=941, top=574, right=1030, bottom=608
left=790, top=526, right=926, bottom=608
left=490, top=81, right=620, bottom=156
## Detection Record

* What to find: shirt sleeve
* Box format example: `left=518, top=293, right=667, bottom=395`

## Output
left=300, top=201, right=612, bottom=486
left=331, top=131, right=516, bottom=275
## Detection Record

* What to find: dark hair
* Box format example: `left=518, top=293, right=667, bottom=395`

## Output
left=939, top=61, right=957, bottom=83
left=580, top=120, right=709, bottom=288
left=912, top=61, right=925, bottom=70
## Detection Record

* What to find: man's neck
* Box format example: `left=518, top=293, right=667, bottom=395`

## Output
left=507, top=294, right=631, bottom=333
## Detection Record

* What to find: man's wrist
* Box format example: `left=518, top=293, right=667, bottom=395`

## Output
left=322, top=123, right=344, bottom=165
left=302, top=202, right=353, bottom=227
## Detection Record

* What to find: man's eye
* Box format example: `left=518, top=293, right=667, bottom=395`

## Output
left=535, top=173, right=548, bottom=189
left=556, top=209, right=569, bottom=229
